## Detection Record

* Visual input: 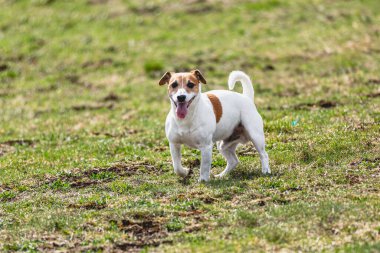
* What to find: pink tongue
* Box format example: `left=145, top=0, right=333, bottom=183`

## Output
left=176, top=103, right=188, bottom=119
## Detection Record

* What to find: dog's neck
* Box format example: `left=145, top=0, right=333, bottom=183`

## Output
left=170, top=93, right=202, bottom=127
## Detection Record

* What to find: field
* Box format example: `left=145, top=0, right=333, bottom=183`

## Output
left=0, top=0, right=380, bottom=252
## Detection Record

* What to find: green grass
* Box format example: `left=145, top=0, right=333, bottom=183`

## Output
left=0, top=0, right=380, bottom=252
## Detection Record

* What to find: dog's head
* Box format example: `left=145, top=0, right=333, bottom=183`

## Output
left=158, top=69, right=207, bottom=119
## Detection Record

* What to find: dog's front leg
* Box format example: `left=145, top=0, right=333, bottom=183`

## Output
left=169, top=143, right=189, bottom=178
left=199, top=144, right=213, bottom=182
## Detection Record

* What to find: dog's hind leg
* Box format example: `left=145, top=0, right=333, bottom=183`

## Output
left=215, top=140, right=240, bottom=178
left=242, top=112, right=271, bottom=174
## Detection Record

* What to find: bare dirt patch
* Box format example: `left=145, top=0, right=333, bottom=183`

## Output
left=102, top=92, right=120, bottom=102
left=109, top=208, right=207, bottom=251
left=0, top=139, right=36, bottom=157
left=36, top=234, right=107, bottom=253
left=0, top=63, right=9, bottom=72
left=68, top=202, right=107, bottom=210
left=111, top=217, right=172, bottom=252
left=45, top=161, right=162, bottom=189
left=82, top=58, right=114, bottom=69
left=185, top=4, right=220, bottom=14
left=0, top=144, right=15, bottom=157
left=65, top=75, right=93, bottom=89
left=1, top=139, right=35, bottom=146
left=178, top=208, right=208, bottom=233
left=365, top=79, right=380, bottom=85
left=345, top=174, right=361, bottom=185
left=35, top=84, right=58, bottom=93
left=0, top=90, right=12, bottom=97
left=232, top=194, right=294, bottom=208
left=350, top=157, right=380, bottom=169
left=188, top=192, right=218, bottom=204
left=87, top=0, right=108, bottom=5
left=366, top=91, right=380, bottom=98
left=91, top=128, right=139, bottom=138
left=293, top=100, right=337, bottom=110
left=263, top=64, right=276, bottom=71
left=71, top=102, right=114, bottom=111
left=129, top=5, right=160, bottom=15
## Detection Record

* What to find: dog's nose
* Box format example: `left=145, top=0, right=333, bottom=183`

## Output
left=177, top=95, right=186, bottom=102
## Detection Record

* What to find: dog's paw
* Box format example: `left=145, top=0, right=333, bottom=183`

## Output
left=198, top=176, right=210, bottom=183
left=183, top=167, right=194, bottom=179
left=175, top=168, right=190, bottom=178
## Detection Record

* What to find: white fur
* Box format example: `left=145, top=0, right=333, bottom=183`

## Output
left=165, top=71, right=270, bottom=182
left=228, top=70, right=254, bottom=99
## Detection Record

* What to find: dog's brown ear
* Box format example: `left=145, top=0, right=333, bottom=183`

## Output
left=159, top=72, right=172, bottom=86
left=191, top=69, right=207, bottom=84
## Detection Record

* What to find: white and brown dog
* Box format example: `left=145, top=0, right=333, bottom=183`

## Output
left=159, top=70, right=270, bottom=182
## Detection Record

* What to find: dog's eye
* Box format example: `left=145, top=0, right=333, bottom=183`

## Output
left=187, top=82, right=195, bottom=89
left=171, top=81, right=178, bottom=88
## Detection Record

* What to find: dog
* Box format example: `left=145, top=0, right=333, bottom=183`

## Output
left=159, top=69, right=270, bottom=182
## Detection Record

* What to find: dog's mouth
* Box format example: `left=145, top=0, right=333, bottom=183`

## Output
left=171, top=96, right=196, bottom=119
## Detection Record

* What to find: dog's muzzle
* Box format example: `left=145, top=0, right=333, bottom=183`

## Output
left=170, top=95, right=197, bottom=119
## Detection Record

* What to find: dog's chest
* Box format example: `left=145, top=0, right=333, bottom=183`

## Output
left=177, top=129, right=204, bottom=147
left=169, top=125, right=209, bottom=148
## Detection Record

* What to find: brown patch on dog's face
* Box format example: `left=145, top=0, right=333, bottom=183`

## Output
left=159, top=70, right=207, bottom=108
left=159, top=70, right=207, bottom=119
left=158, top=72, right=172, bottom=86
left=191, top=69, right=207, bottom=84
left=166, top=72, right=202, bottom=96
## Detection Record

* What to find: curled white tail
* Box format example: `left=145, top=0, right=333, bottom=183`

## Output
left=228, top=71, right=254, bottom=100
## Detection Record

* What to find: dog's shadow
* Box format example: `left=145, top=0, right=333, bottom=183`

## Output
left=228, top=167, right=283, bottom=180
left=179, top=164, right=283, bottom=187
left=210, top=168, right=281, bottom=187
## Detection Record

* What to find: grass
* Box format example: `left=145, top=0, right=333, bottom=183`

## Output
left=0, top=0, right=379, bottom=252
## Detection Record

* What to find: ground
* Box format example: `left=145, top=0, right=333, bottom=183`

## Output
left=0, top=0, right=380, bottom=252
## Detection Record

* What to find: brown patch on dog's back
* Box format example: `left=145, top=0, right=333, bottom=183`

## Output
left=207, top=93, right=222, bottom=123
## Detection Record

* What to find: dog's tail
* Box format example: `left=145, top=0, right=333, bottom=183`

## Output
left=228, top=71, right=254, bottom=100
